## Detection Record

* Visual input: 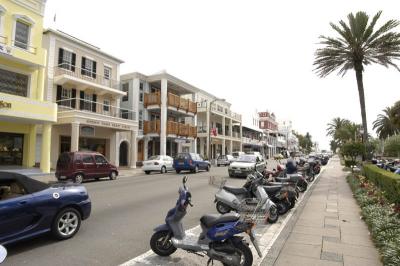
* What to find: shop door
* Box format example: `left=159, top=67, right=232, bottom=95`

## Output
left=0, top=133, right=24, bottom=166
left=119, top=141, right=128, bottom=166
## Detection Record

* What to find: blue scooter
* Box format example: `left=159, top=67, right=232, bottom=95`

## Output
left=150, top=176, right=262, bottom=266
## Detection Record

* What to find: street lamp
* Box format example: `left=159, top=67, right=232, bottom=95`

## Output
left=208, top=98, right=225, bottom=162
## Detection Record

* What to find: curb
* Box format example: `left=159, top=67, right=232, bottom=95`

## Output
left=259, top=164, right=327, bottom=265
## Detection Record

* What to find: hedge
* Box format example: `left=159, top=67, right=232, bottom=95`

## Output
left=363, top=164, right=400, bottom=204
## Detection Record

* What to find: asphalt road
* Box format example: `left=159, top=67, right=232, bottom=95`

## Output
left=4, top=165, right=252, bottom=266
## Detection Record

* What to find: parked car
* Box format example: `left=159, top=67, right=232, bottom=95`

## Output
left=217, top=155, right=234, bottom=166
left=55, top=152, right=118, bottom=184
left=246, top=151, right=264, bottom=161
left=0, top=172, right=91, bottom=245
left=173, top=153, right=211, bottom=173
left=143, top=155, right=174, bottom=174
left=231, top=151, right=245, bottom=159
left=228, top=154, right=266, bottom=178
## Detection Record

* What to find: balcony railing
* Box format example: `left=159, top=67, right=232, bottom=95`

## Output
left=144, top=120, right=196, bottom=137
left=13, top=40, right=36, bottom=54
left=0, top=35, right=7, bottom=45
left=144, top=120, right=161, bottom=134
left=55, top=63, right=120, bottom=90
left=144, top=92, right=197, bottom=114
left=56, top=98, right=136, bottom=120
left=197, top=126, right=207, bottom=133
left=167, top=121, right=179, bottom=135
left=144, top=92, right=161, bottom=107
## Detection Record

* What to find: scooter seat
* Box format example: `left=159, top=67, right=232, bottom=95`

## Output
left=200, top=213, right=240, bottom=228
left=223, top=186, right=248, bottom=195
left=263, top=186, right=282, bottom=193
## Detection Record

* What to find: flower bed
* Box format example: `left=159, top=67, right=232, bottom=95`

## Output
left=347, top=173, right=400, bottom=266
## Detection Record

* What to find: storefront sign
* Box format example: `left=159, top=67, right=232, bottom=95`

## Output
left=0, top=45, right=12, bottom=55
left=81, top=126, right=95, bottom=137
left=85, top=119, right=131, bottom=130
left=174, top=138, right=187, bottom=143
left=0, top=100, right=12, bottom=109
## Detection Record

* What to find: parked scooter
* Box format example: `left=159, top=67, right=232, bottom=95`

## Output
left=0, top=245, right=6, bottom=263
left=214, top=173, right=279, bottom=223
left=150, top=176, right=262, bottom=266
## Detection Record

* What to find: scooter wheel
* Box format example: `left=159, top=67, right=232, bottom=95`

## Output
left=307, top=174, right=315, bottom=182
left=222, top=241, right=253, bottom=266
left=267, top=206, right=279, bottom=224
left=277, top=202, right=289, bottom=215
left=216, top=201, right=231, bottom=214
left=297, top=181, right=308, bottom=192
left=150, top=231, right=177, bottom=256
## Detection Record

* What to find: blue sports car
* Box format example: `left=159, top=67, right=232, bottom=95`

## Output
left=0, top=172, right=91, bottom=245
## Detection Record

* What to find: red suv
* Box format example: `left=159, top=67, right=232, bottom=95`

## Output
left=55, top=152, right=118, bottom=183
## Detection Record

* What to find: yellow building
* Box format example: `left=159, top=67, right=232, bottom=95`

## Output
left=0, top=0, right=56, bottom=173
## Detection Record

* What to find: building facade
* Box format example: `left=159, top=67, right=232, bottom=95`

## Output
left=0, top=0, right=56, bottom=172
left=195, top=92, right=242, bottom=160
left=241, top=111, right=265, bottom=157
left=120, top=71, right=197, bottom=163
left=258, top=111, right=279, bottom=158
left=278, top=120, right=299, bottom=153
left=42, top=29, right=138, bottom=169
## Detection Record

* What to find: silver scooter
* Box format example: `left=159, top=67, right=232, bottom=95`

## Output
left=0, top=245, right=7, bottom=263
left=215, top=173, right=279, bottom=223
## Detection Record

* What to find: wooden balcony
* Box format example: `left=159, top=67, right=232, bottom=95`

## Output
left=167, top=93, right=180, bottom=108
left=167, top=121, right=179, bottom=135
left=188, top=101, right=197, bottom=114
left=144, top=120, right=161, bottom=134
left=189, top=126, right=197, bottom=138
left=167, top=93, right=197, bottom=114
left=144, top=92, right=161, bottom=107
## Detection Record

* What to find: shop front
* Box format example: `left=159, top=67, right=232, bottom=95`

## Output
left=0, top=132, right=24, bottom=166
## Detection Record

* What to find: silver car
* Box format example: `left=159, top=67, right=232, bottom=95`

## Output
left=217, top=155, right=234, bottom=167
left=228, top=154, right=266, bottom=177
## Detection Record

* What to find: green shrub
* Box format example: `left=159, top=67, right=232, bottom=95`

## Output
left=347, top=174, right=400, bottom=265
left=344, top=160, right=357, bottom=167
left=363, top=164, right=400, bottom=204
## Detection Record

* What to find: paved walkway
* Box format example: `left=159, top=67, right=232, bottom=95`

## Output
left=269, top=157, right=382, bottom=266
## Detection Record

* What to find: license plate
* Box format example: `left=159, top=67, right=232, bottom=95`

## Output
left=59, top=176, right=66, bottom=179
left=179, top=162, right=184, bottom=165
left=235, top=170, right=241, bottom=173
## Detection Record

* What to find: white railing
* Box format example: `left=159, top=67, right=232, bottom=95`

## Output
left=56, top=98, right=136, bottom=121
left=13, top=39, right=36, bottom=54
left=55, top=63, right=119, bottom=90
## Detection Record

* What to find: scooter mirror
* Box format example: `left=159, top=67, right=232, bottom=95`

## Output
left=0, top=245, right=7, bottom=263
left=182, top=176, right=188, bottom=184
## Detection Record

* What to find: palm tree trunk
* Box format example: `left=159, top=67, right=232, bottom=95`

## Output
left=355, top=69, right=369, bottom=144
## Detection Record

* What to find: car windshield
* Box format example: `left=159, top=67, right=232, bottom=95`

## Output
left=237, top=155, right=256, bottom=163
left=148, top=156, right=160, bottom=160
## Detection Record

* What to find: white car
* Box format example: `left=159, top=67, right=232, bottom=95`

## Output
left=228, top=154, right=266, bottom=178
left=143, top=155, right=174, bottom=174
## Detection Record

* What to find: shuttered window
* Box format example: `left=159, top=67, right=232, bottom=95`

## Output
left=0, top=68, right=29, bottom=97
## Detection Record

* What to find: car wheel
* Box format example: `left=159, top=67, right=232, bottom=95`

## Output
left=176, top=170, right=181, bottom=174
left=160, top=166, right=166, bottom=174
left=217, top=164, right=220, bottom=167
left=109, top=171, right=117, bottom=180
left=74, top=173, right=84, bottom=184
left=52, top=207, right=81, bottom=240
left=145, top=171, right=151, bottom=175
left=206, top=165, right=210, bottom=172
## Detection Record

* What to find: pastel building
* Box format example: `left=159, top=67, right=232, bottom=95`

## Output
left=0, top=0, right=56, bottom=172
left=42, top=29, right=138, bottom=169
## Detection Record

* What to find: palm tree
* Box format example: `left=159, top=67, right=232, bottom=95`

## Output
left=326, top=117, right=350, bottom=137
left=373, top=106, right=399, bottom=139
left=314, top=11, right=400, bottom=144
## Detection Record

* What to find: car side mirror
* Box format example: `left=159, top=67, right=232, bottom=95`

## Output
left=0, top=245, right=7, bottom=263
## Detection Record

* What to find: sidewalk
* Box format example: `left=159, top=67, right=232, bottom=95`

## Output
left=263, top=157, right=382, bottom=266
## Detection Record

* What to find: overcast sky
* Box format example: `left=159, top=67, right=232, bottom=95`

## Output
left=43, top=0, right=400, bottom=150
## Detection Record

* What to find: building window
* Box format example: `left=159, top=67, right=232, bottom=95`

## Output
left=139, top=110, right=143, bottom=130
left=139, top=82, right=144, bottom=102
left=104, top=66, right=111, bottom=80
left=81, top=57, right=96, bottom=78
left=83, top=93, right=92, bottom=111
left=103, top=99, right=110, bottom=112
left=121, top=109, right=129, bottom=119
left=0, top=68, right=29, bottom=97
left=14, top=20, right=30, bottom=50
left=122, top=83, right=129, bottom=102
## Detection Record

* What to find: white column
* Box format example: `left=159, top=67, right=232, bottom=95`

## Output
left=160, top=78, right=168, bottom=155
left=144, top=137, right=149, bottom=160
left=130, top=131, right=137, bottom=168
left=111, top=132, right=119, bottom=166
left=71, top=122, right=80, bottom=152
left=222, top=118, right=226, bottom=155
left=229, top=140, right=233, bottom=154
left=206, top=105, right=210, bottom=159
left=239, top=123, right=243, bottom=152
left=192, top=115, right=197, bottom=153
left=200, top=138, right=205, bottom=156
left=229, top=118, right=233, bottom=137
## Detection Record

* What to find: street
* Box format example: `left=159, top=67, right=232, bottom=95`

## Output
left=3, top=166, right=248, bottom=266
